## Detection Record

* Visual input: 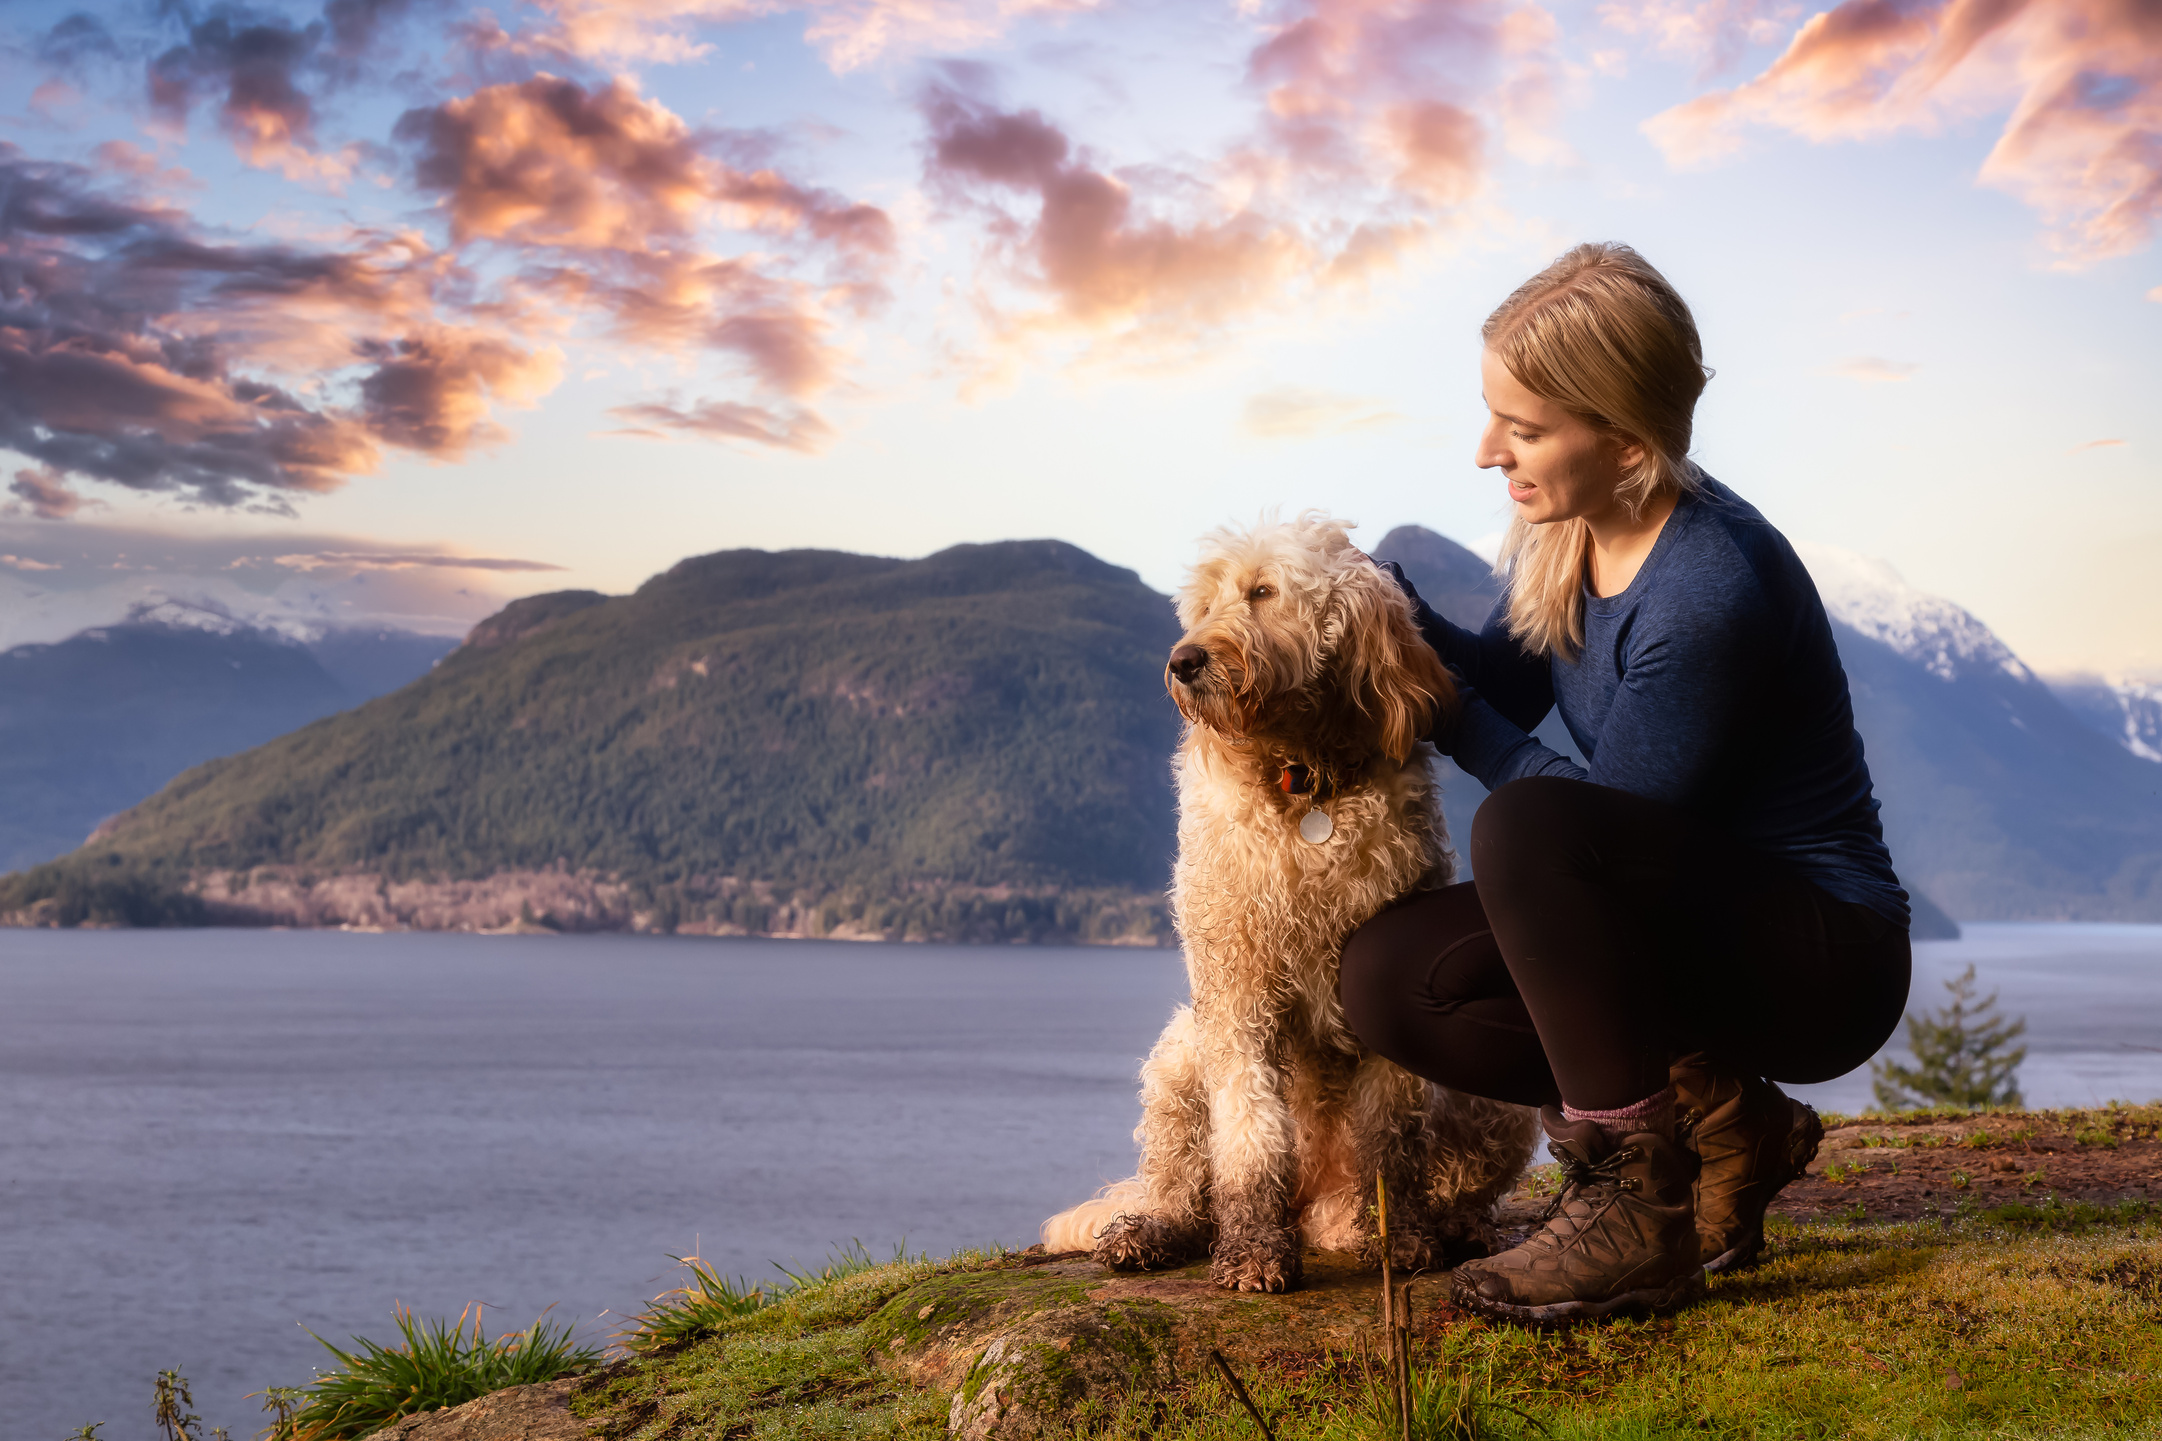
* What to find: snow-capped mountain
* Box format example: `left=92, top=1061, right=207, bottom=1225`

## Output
left=1794, top=545, right=2039, bottom=687
left=1797, top=544, right=2162, bottom=766
left=1793, top=544, right=2162, bottom=921
left=2053, top=676, right=2162, bottom=765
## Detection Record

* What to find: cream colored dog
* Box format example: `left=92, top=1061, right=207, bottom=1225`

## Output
left=1043, top=514, right=1536, bottom=1293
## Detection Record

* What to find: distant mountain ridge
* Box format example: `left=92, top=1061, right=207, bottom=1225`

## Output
left=6, top=526, right=2156, bottom=935
left=0, top=617, right=455, bottom=872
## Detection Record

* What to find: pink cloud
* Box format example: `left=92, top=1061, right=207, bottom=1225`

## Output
left=519, top=0, right=1103, bottom=72
left=7, top=468, right=91, bottom=520
left=922, top=1, right=1556, bottom=367
left=144, top=6, right=383, bottom=183
left=0, top=140, right=565, bottom=507
left=272, top=550, right=567, bottom=572
left=1597, top=0, right=1800, bottom=75
left=395, top=74, right=890, bottom=438
left=1642, top=0, right=2162, bottom=264
left=1830, top=355, right=1920, bottom=382
left=606, top=397, right=835, bottom=451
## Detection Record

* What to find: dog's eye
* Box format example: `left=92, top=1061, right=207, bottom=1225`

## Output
left=1249, top=585, right=1274, bottom=602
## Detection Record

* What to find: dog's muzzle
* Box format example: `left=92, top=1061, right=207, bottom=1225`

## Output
left=1168, top=643, right=1208, bottom=685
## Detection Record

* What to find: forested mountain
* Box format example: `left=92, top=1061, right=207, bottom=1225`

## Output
left=1, top=543, right=1183, bottom=941
left=0, top=613, right=453, bottom=872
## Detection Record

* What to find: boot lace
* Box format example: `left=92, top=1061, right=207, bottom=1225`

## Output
left=1534, top=1145, right=1643, bottom=1226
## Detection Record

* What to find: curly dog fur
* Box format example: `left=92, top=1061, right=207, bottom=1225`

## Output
left=1043, top=513, right=1537, bottom=1292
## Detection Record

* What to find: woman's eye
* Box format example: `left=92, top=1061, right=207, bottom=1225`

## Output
left=1511, top=429, right=1536, bottom=442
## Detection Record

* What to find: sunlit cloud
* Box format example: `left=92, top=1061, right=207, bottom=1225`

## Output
left=606, top=397, right=836, bottom=452
left=1640, top=0, right=2162, bottom=265
left=1830, top=355, right=1920, bottom=383
left=1241, top=385, right=1402, bottom=438
left=2070, top=438, right=2126, bottom=454
left=139, top=0, right=416, bottom=182
left=1597, top=0, right=1798, bottom=75
left=7, top=468, right=94, bottom=520
left=396, top=73, right=892, bottom=436
left=0, top=142, right=559, bottom=508
left=520, top=0, right=1104, bottom=72
left=272, top=550, right=567, bottom=571
left=922, top=0, right=1560, bottom=377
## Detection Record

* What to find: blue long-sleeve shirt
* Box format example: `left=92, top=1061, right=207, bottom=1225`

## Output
left=1399, top=476, right=1909, bottom=926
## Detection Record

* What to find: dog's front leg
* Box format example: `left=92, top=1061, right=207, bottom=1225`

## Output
left=1203, top=1021, right=1302, bottom=1293
left=1094, top=1006, right=1212, bottom=1272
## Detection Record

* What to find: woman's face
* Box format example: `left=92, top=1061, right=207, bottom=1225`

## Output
left=1474, top=348, right=1639, bottom=526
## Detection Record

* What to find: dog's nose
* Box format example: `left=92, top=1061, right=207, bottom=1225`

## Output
left=1168, top=644, right=1209, bottom=684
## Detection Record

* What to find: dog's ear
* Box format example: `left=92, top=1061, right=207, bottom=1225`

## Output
left=1333, top=561, right=1457, bottom=763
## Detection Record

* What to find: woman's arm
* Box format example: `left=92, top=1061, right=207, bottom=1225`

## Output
left=1453, top=589, right=1760, bottom=802
left=1378, top=562, right=1553, bottom=732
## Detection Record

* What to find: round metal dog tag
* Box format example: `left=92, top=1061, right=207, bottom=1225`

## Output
left=1299, top=809, right=1335, bottom=845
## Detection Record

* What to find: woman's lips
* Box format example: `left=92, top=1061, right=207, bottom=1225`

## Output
left=1507, top=478, right=1536, bottom=502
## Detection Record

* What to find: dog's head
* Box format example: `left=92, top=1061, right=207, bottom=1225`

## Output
left=1166, top=512, right=1456, bottom=764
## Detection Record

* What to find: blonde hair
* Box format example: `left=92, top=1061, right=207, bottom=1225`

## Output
left=1486, top=243, right=1710, bottom=658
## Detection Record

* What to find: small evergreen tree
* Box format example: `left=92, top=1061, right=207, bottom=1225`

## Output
left=1872, top=964, right=2027, bottom=1110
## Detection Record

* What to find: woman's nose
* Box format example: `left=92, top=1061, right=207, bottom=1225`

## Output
left=1474, top=421, right=1509, bottom=471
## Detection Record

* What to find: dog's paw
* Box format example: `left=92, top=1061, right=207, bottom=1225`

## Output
left=1210, top=1230, right=1302, bottom=1293
left=1430, top=1210, right=1499, bottom=1267
left=1091, top=1213, right=1201, bottom=1272
left=1358, top=1225, right=1436, bottom=1274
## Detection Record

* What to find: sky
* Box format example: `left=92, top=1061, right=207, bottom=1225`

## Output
left=0, top=0, right=2156, bottom=675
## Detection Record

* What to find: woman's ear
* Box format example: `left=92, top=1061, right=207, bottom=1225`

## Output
left=1335, top=563, right=1457, bottom=763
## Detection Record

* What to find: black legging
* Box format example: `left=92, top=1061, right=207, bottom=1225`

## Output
left=1340, top=776, right=1912, bottom=1112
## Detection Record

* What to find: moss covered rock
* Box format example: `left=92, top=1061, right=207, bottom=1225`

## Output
left=866, top=1250, right=1402, bottom=1438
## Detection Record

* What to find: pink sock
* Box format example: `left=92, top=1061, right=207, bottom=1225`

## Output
left=1563, top=1086, right=1675, bottom=1138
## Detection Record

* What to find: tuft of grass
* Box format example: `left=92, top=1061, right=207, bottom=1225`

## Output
left=2075, top=1127, right=2121, bottom=1149
left=619, top=1256, right=775, bottom=1353
left=620, top=1240, right=927, bottom=1354
left=277, top=1305, right=600, bottom=1440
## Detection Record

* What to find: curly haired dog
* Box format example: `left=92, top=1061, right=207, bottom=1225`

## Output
left=1043, top=513, right=1537, bottom=1293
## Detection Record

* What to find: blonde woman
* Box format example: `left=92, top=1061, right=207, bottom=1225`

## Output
left=1340, top=243, right=1912, bottom=1324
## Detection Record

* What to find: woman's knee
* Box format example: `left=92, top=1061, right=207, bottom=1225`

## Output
left=1468, top=776, right=1599, bottom=889
left=1340, top=886, right=1494, bottom=1053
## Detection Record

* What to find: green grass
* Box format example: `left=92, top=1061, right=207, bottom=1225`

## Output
left=622, top=1241, right=917, bottom=1354
left=579, top=1206, right=2162, bottom=1441
left=278, top=1305, right=602, bottom=1440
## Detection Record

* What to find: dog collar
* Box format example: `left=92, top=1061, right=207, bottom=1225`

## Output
left=1277, top=762, right=1340, bottom=801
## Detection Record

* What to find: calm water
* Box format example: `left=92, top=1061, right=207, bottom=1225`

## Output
left=2, top=924, right=2157, bottom=1438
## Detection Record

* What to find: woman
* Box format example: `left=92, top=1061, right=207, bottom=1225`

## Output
left=1340, top=243, right=1912, bottom=1324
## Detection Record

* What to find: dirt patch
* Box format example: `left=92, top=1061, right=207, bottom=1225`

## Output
left=1767, top=1112, right=2160, bottom=1223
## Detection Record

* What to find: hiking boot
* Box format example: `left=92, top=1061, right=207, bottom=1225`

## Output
left=1450, top=1108, right=1704, bottom=1324
left=1671, top=1053, right=1824, bottom=1274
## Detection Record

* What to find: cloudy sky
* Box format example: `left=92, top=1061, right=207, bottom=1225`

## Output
left=0, top=0, right=2156, bottom=673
